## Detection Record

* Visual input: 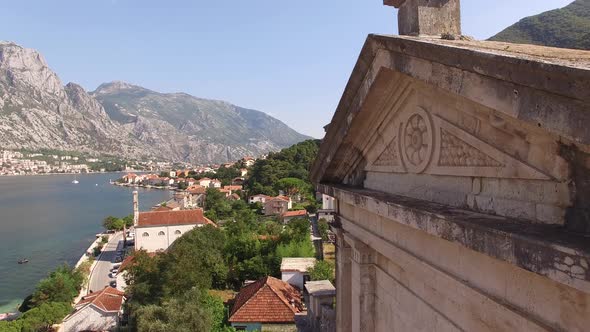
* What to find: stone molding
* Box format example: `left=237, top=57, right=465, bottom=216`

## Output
left=318, top=183, right=590, bottom=294
left=365, top=107, right=553, bottom=180
left=310, top=34, right=590, bottom=185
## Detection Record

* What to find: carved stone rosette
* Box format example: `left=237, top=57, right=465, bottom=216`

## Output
left=400, top=108, right=434, bottom=173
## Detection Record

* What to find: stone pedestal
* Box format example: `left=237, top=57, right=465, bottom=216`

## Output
left=385, top=0, right=461, bottom=36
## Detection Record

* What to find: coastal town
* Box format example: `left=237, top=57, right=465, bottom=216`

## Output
left=2, top=0, right=590, bottom=332
left=1, top=141, right=338, bottom=332
left=0, top=149, right=182, bottom=176
left=66, top=146, right=336, bottom=331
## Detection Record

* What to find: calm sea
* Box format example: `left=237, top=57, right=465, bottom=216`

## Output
left=0, top=173, right=173, bottom=313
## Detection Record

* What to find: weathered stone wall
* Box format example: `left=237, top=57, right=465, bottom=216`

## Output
left=337, top=201, right=590, bottom=331
left=311, top=33, right=590, bottom=332
left=361, top=78, right=573, bottom=226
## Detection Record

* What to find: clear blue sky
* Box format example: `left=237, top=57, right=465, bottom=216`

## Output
left=0, top=0, right=572, bottom=138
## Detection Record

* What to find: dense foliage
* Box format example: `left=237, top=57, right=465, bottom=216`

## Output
left=245, top=139, right=320, bottom=197
left=308, top=260, right=336, bottom=284
left=102, top=215, right=133, bottom=230
left=0, top=264, right=85, bottom=332
left=125, top=202, right=315, bottom=331
left=489, top=0, right=590, bottom=50
left=188, top=166, right=241, bottom=187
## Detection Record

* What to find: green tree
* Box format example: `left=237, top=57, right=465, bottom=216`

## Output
left=0, top=301, right=72, bottom=332
left=31, top=264, right=82, bottom=307
left=245, top=140, right=320, bottom=196
left=318, top=218, right=329, bottom=241
left=205, top=188, right=233, bottom=221
left=135, top=288, right=213, bottom=332
left=103, top=216, right=125, bottom=230
left=308, top=260, right=335, bottom=284
left=123, top=214, right=134, bottom=228
left=274, top=177, right=310, bottom=197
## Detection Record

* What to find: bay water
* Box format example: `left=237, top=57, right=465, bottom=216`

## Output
left=0, top=173, right=172, bottom=313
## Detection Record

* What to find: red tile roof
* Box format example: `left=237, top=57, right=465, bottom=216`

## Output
left=76, top=287, right=124, bottom=313
left=118, top=253, right=158, bottom=272
left=251, top=194, right=270, bottom=199
left=223, top=185, right=243, bottom=191
left=118, top=255, right=135, bottom=272
left=153, top=206, right=173, bottom=212
left=137, top=209, right=215, bottom=227
left=270, top=195, right=291, bottom=202
left=282, top=210, right=308, bottom=218
left=229, top=276, right=303, bottom=324
left=187, top=185, right=206, bottom=194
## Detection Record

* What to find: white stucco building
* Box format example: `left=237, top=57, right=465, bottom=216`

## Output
left=280, top=257, right=316, bottom=290
left=132, top=192, right=215, bottom=253
left=61, top=287, right=124, bottom=332
left=134, top=209, right=214, bottom=252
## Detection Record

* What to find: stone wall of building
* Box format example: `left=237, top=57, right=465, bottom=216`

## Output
left=360, top=79, right=573, bottom=226
left=311, top=13, right=590, bottom=332
left=335, top=200, right=590, bottom=331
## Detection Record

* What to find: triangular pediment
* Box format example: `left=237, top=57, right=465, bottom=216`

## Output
left=365, top=108, right=551, bottom=180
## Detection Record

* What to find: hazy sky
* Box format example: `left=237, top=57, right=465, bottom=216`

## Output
left=0, top=0, right=573, bottom=138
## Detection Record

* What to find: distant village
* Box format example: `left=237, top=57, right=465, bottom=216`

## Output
left=0, top=149, right=236, bottom=176
left=55, top=152, right=338, bottom=332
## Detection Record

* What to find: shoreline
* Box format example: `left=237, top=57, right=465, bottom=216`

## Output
left=0, top=233, right=110, bottom=320
left=112, top=182, right=178, bottom=191
left=0, top=171, right=144, bottom=178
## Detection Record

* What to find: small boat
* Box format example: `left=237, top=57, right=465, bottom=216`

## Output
left=18, top=259, right=29, bottom=264
left=72, top=174, right=79, bottom=184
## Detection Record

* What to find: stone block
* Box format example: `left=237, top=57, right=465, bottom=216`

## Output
left=396, top=0, right=461, bottom=36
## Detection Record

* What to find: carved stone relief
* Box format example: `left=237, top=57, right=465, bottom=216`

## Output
left=439, top=129, right=502, bottom=167
left=400, top=108, right=434, bottom=173
left=365, top=105, right=551, bottom=180
left=373, top=137, right=399, bottom=166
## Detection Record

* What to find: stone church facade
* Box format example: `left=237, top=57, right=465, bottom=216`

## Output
left=311, top=1, right=590, bottom=331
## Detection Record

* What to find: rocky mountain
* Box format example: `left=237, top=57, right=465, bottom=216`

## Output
left=91, top=82, right=310, bottom=163
left=489, top=0, right=590, bottom=50
left=0, top=41, right=310, bottom=164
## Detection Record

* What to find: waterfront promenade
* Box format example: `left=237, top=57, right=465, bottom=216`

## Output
left=89, top=233, right=123, bottom=293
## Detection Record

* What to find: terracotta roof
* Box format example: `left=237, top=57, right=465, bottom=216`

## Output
left=229, top=276, right=303, bottom=323
left=137, top=209, right=214, bottom=227
left=76, top=287, right=124, bottom=313
left=230, top=193, right=241, bottom=200
left=251, top=194, right=270, bottom=199
left=118, top=253, right=157, bottom=272
left=223, top=185, right=243, bottom=191
left=153, top=206, right=173, bottom=212
left=268, top=196, right=290, bottom=202
left=118, top=255, right=135, bottom=272
left=282, top=210, right=308, bottom=218
left=187, top=185, right=206, bottom=194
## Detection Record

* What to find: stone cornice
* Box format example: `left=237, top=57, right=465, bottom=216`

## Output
left=310, top=34, right=590, bottom=184
left=318, top=183, right=590, bottom=294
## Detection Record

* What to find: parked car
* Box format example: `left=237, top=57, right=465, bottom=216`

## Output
left=114, top=256, right=123, bottom=263
left=110, top=272, right=117, bottom=278
left=110, top=280, right=117, bottom=288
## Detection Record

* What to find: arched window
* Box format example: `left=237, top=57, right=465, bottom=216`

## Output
left=158, top=231, right=165, bottom=236
left=142, top=232, right=149, bottom=237
left=174, top=230, right=181, bottom=235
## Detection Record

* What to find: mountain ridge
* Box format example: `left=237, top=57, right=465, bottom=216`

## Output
left=489, top=0, right=590, bottom=50
left=0, top=42, right=310, bottom=164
